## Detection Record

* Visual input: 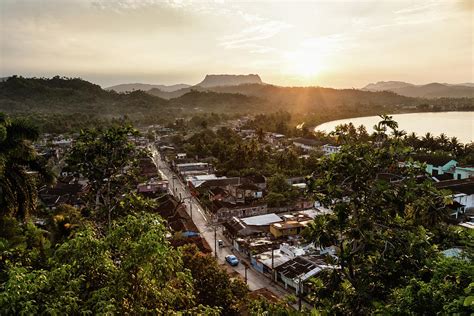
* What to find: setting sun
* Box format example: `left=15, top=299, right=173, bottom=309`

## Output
left=283, top=50, right=326, bottom=84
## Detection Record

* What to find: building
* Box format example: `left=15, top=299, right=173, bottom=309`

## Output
left=269, top=215, right=312, bottom=238
left=138, top=156, right=159, bottom=178
left=435, top=177, right=474, bottom=218
left=39, top=181, right=87, bottom=210
left=292, top=138, right=323, bottom=151
left=321, top=144, right=341, bottom=155
left=210, top=200, right=268, bottom=222
left=407, top=156, right=474, bottom=181
left=137, top=179, right=168, bottom=198
left=454, top=165, right=474, bottom=180
left=275, top=255, right=334, bottom=294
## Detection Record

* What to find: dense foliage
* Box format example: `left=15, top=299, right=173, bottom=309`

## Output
left=0, top=113, right=53, bottom=219
left=303, top=117, right=473, bottom=314
left=2, top=76, right=473, bottom=134
left=0, top=120, right=251, bottom=314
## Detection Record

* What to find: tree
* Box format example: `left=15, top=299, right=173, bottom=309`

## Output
left=382, top=256, right=474, bottom=315
left=304, top=118, right=455, bottom=314
left=0, top=213, right=220, bottom=314
left=0, top=113, right=54, bottom=220
left=66, top=124, right=144, bottom=227
left=180, top=244, right=249, bottom=315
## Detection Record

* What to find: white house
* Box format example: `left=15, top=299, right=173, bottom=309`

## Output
left=435, top=178, right=474, bottom=218
left=321, top=144, right=341, bottom=155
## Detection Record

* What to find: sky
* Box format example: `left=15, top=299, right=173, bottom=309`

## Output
left=0, top=0, right=472, bottom=88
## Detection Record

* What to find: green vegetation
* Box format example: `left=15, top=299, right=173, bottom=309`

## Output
left=0, top=115, right=250, bottom=314
left=2, top=76, right=473, bottom=134
left=1, top=109, right=472, bottom=315
left=180, top=127, right=320, bottom=178
left=303, top=117, right=473, bottom=314
left=0, top=113, right=54, bottom=219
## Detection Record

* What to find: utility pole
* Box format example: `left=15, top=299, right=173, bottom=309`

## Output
left=244, top=264, right=248, bottom=284
left=214, top=224, right=217, bottom=258
left=189, top=200, right=193, bottom=220
left=298, top=275, right=302, bottom=312
left=271, top=247, right=275, bottom=282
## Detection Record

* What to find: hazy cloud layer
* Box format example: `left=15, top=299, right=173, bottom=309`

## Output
left=0, top=0, right=472, bottom=88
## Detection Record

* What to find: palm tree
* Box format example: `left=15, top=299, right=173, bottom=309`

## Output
left=0, top=113, right=54, bottom=220
left=404, top=132, right=419, bottom=148
left=437, top=133, right=449, bottom=151
left=449, top=137, right=462, bottom=156
left=421, top=132, right=435, bottom=151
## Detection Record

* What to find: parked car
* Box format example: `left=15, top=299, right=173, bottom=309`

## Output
left=218, top=239, right=224, bottom=247
left=225, top=255, right=239, bottom=266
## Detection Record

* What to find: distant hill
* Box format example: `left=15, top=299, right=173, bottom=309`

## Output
left=195, top=74, right=263, bottom=88
left=363, top=81, right=474, bottom=98
left=1, top=76, right=472, bottom=133
left=0, top=76, right=168, bottom=116
left=106, top=83, right=190, bottom=93
left=363, top=81, right=414, bottom=91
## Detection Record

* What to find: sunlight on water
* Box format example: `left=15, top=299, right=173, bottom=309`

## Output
left=315, top=112, right=474, bottom=143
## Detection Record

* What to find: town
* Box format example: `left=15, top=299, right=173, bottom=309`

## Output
left=30, top=113, right=474, bottom=311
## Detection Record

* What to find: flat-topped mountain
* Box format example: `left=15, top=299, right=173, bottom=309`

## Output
left=363, top=81, right=474, bottom=98
left=195, top=74, right=263, bottom=88
left=363, top=81, right=415, bottom=91
left=106, top=83, right=190, bottom=93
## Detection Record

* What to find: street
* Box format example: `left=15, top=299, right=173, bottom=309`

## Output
left=150, top=146, right=299, bottom=300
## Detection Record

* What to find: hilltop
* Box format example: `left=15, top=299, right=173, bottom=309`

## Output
left=106, top=83, right=191, bottom=93
left=1, top=76, right=473, bottom=133
left=363, top=81, right=474, bottom=98
left=196, top=74, right=263, bottom=88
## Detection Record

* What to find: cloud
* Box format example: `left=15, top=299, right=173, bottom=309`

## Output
left=219, top=20, right=292, bottom=49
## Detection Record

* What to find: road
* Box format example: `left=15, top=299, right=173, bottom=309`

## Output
left=150, top=145, right=300, bottom=301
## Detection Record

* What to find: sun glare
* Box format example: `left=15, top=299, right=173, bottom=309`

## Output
left=284, top=50, right=326, bottom=85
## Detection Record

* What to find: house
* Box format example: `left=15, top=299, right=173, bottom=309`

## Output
left=275, top=255, right=334, bottom=294
left=194, top=176, right=240, bottom=190
left=176, top=162, right=213, bottom=176
left=269, top=215, right=312, bottom=238
left=138, top=156, right=158, bottom=178
left=39, top=181, right=87, bottom=210
left=231, top=183, right=264, bottom=202
left=223, top=214, right=282, bottom=248
left=321, top=144, right=341, bottom=155
left=232, top=237, right=276, bottom=258
left=210, top=200, right=268, bottom=222
left=453, top=165, right=474, bottom=180
left=292, top=138, right=323, bottom=151
left=176, top=153, right=187, bottom=160
left=265, top=133, right=286, bottom=145
left=137, top=179, right=168, bottom=198
left=252, top=243, right=306, bottom=275
left=241, top=174, right=267, bottom=191
left=223, top=217, right=268, bottom=239
left=435, top=177, right=474, bottom=218
left=427, top=158, right=458, bottom=177
left=154, top=194, right=212, bottom=253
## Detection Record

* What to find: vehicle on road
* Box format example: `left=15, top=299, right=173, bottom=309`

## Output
left=225, top=255, right=239, bottom=266
left=218, top=239, right=224, bottom=247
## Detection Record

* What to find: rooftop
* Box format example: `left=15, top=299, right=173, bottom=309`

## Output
left=293, top=138, right=323, bottom=147
left=275, top=255, right=331, bottom=281
left=241, top=213, right=282, bottom=226
left=435, top=177, right=474, bottom=195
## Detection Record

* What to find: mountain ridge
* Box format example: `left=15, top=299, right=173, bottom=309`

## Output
left=195, top=74, right=263, bottom=87
left=363, top=81, right=474, bottom=98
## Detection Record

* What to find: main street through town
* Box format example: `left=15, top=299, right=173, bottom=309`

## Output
left=149, top=145, right=302, bottom=302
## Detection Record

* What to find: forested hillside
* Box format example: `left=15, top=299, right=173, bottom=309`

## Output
left=1, top=76, right=473, bottom=133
